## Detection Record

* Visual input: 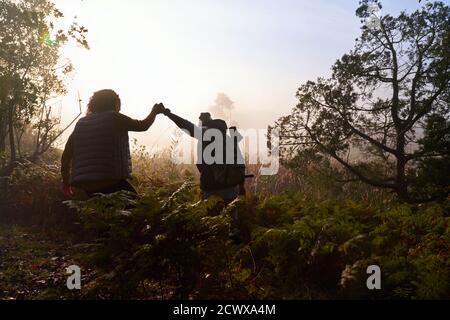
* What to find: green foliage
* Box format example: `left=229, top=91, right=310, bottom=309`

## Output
left=370, top=204, right=450, bottom=299
left=2, top=146, right=448, bottom=300
left=1, top=159, right=82, bottom=238
left=63, top=188, right=450, bottom=299
left=65, top=184, right=236, bottom=299
left=0, top=0, right=89, bottom=163
left=5, top=161, right=60, bottom=225
left=275, top=0, right=450, bottom=203
left=1, top=157, right=448, bottom=299
left=1, top=0, right=448, bottom=301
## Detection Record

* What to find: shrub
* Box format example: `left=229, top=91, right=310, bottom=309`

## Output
left=66, top=188, right=450, bottom=299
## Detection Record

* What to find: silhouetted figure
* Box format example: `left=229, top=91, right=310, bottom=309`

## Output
left=162, top=108, right=247, bottom=242
left=61, top=89, right=165, bottom=197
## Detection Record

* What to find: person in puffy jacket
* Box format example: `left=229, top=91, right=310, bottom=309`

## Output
left=61, top=89, right=165, bottom=197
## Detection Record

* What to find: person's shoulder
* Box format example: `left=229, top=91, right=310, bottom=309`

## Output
left=111, top=111, right=130, bottom=120
left=75, top=112, right=117, bottom=127
left=73, top=115, right=87, bottom=127
left=92, top=110, right=120, bottom=121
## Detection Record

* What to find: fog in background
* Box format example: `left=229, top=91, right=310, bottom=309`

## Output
left=53, top=0, right=423, bottom=152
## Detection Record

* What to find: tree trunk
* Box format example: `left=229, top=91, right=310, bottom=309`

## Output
left=0, top=112, right=5, bottom=157
left=8, top=102, right=16, bottom=163
left=395, top=133, right=409, bottom=202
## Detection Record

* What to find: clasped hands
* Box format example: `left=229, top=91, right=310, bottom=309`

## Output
left=152, top=103, right=170, bottom=116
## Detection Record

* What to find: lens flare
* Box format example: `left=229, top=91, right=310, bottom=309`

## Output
left=41, top=32, right=59, bottom=48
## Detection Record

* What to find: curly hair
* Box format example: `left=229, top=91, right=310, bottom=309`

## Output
left=87, top=89, right=121, bottom=114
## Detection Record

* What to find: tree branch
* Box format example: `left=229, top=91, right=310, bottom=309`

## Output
left=302, top=113, right=395, bottom=189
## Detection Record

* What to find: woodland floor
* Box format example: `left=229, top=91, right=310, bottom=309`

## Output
left=0, top=224, right=90, bottom=300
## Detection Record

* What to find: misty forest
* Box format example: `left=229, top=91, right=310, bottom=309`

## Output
left=0, top=0, right=449, bottom=300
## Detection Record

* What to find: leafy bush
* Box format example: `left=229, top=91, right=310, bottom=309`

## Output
left=2, top=148, right=448, bottom=299
left=66, top=184, right=238, bottom=299
left=65, top=188, right=450, bottom=299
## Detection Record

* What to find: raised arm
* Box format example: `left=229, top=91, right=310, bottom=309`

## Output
left=162, top=108, right=201, bottom=138
left=114, top=103, right=165, bottom=132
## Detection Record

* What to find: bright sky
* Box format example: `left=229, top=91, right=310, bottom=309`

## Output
left=53, top=0, right=424, bottom=151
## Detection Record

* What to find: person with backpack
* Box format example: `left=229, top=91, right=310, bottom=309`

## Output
left=161, top=107, right=247, bottom=242
left=61, top=89, right=166, bottom=197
